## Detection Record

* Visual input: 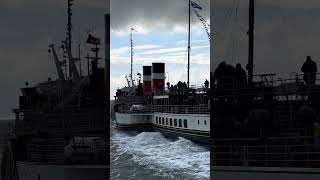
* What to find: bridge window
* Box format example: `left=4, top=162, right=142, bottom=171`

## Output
left=156, top=117, right=158, bottom=124
left=204, top=120, right=207, bottom=125
left=198, top=120, right=200, bottom=125
left=178, top=119, right=182, bottom=127
left=162, top=117, right=165, bottom=125
left=184, top=119, right=188, bottom=128
left=166, top=118, right=168, bottom=125
left=174, top=119, right=177, bottom=127
left=159, top=117, right=161, bottom=124
left=170, top=118, right=173, bottom=126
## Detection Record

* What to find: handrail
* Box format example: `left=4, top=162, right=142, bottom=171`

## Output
left=211, top=73, right=320, bottom=102
left=27, top=138, right=107, bottom=164
left=213, top=136, right=320, bottom=168
left=117, top=104, right=210, bottom=114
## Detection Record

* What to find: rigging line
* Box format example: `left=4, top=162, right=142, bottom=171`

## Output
left=192, top=10, right=210, bottom=40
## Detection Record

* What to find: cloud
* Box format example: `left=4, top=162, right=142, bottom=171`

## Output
left=111, top=44, right=162, bottom=56
left=111, top=43, right=209, bottom=65
left=136, top=45, right=209, bottom=55
left=110, top=0, right=210, bottom=33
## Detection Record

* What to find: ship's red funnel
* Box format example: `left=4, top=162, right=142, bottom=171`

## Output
left=151, top=63, right=165, bottom=91
left=143, top=66, right=152, bottom=93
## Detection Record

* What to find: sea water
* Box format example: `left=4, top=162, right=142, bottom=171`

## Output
left=110, top=129, right=210, bottom=180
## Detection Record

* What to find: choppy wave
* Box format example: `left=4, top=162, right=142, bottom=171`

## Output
left=111, top=130, right=210, bottom=179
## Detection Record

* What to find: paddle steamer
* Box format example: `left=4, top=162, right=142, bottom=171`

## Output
left=1, top=1, right=109, bottom=179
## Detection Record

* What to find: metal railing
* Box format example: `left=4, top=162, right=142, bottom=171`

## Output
left=117, top=104, right=209, bottom=114
left=212, top=136, right=320, bottom=168
left=27, top=138, right=107, bottom=164
left=211, top=72, right=320, bottom=102
left=13, top=109, right=105, bottom=135
left=153, top=85, right=209, bottom=96
left=153, top=105, right=210, bottom=114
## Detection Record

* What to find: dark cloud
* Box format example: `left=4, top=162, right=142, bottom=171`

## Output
left=110, top=0, right=210, bottom=33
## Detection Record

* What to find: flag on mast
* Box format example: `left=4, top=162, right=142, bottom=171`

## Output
left=86, top=34, right=101, bottom=45
left=191, top=1, right=202, bottom=10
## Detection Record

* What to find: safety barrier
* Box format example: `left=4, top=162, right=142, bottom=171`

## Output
left=212, top=136, right=320, bottom=168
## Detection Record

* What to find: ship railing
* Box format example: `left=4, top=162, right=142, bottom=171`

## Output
left=212, top=136, right=320, bottom=168
left=27, top=138, right=107, bottom=165
left=13, top=109, right=105, bottom=135
left=115, top=95, right=145, bottom=103
left=118, top=104, right=210, bottom=114
left=153, top=105, right=210, bottom=114
left=211, top=72, right=320, bottom=102
left=157, top=85, right=209, bottom=95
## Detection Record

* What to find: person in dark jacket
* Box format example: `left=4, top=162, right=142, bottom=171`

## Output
left=213, top=61, right=227, bottom=85
left=234, top=63, right=247, bottom=103
left=204, top=79, right=209, bottom=89
left=213, top=62, right=227, bottom=102
left=235, top=63, right=247, bottom=86
left=302, top=56, right=317, bottom=86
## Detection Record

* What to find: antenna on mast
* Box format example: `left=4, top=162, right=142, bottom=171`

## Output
left=130, top=28, right=137, bottom=87
left=247, top=0, right=255, bottom=83
left=188, top=0, right=191, bottom=89
left=67, top=0, right=74, bottom=53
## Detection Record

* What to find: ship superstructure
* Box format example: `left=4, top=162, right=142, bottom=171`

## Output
left=1, top=1, right=108, bottom=179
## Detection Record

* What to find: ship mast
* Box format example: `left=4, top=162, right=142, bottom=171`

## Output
left=187, top=0, right=191, bottom=88
left=67, top=0, right=74, bottom=78
left=130, top=28, right=137, bottom=87
left=247, top=0, right=255, bottom=83
left=130, top=28, right=134, bottom=86
left=67, top=0, right=73, bottom=53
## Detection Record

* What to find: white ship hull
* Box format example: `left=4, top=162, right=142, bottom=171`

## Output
left=114, top=112, right=210, bottom=143
left=114, top=112, right=152, bottom=129
left=213, top=166, right=320, bottom=180
left=16, top=162, right=107, bottom=180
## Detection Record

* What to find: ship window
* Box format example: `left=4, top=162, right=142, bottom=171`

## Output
left=204, top=120, right=207, bottom=125
left=184, top=119, right=188, bottom=128
left=178, top=119, right=182, bottom=127
left=174, top=119, right=177, bottom=127
left=170, top=119, right=173, bottom=126
left=162, top=117, right=165, bottom=125
left=156, top=117, right=158, bottom=124
left=198, top=120, right=200, bottom=125
left=166, top=118, right=168, bottom=125
left=159, top=118, right=161, bottom=124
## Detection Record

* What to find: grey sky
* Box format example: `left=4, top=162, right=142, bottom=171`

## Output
left=110, top=0, right=210, bottom=33
left=211, top=0, right=320, bottom=77
left=0, top=0, right=106, bottom=117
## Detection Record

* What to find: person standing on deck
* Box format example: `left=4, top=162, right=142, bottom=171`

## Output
left=301, top=56, right=317, bottom=86
left=314, top=122, right=320, bottom=150
left=235, top=63, right=247, bottom=86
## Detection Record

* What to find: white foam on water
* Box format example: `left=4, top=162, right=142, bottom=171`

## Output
left=111, top=130, right=210, bottom=179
